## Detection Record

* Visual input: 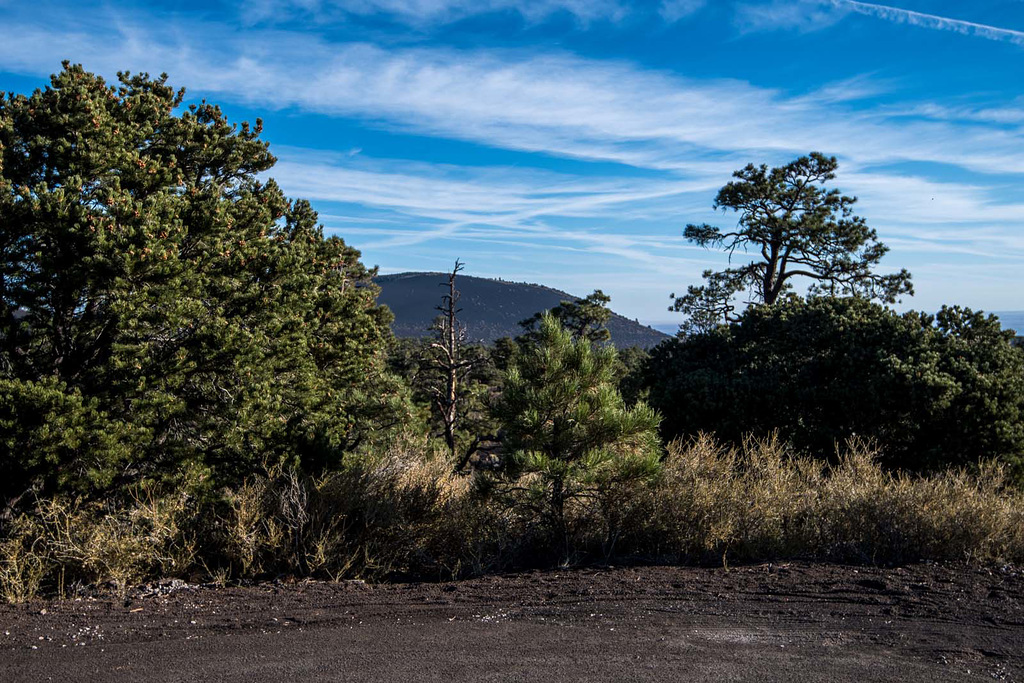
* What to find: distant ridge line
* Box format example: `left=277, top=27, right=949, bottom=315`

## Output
left=374, top=272, right=670, bottom=349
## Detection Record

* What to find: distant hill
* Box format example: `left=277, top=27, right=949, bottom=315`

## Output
left=375, top=272, right=671, bottom=349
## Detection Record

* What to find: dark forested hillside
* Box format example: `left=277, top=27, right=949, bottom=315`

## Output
left=375, top=272, right=670, bottom=348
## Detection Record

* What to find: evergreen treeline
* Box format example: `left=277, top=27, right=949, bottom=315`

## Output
left=1, top=66, right=1023, bottom=599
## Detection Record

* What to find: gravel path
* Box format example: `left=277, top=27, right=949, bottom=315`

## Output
left=2, top=562, right=1021, bottom=682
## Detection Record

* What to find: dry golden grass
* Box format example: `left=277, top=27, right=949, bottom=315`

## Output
left=0, top=515, right=48, bottom=603
left=647, top=435, right=1024, bottom=566
left=3, top=434, right=1022, bottom=602
left=0, top=481, right=201, bottom=601
left=218, top=435, right=511, bottom=581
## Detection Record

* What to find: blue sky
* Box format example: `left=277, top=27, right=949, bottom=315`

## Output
left=2, top=0, right=1024, bottom=328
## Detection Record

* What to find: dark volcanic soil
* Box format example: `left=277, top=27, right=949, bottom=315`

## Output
left=2, top=563, right=1022, bottom=682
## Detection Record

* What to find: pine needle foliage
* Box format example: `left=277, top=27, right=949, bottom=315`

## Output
left=0, top=64, right=405, bottom=500
left=673, top=153, right=913, bottom=333
left=493, top=314, right=661, bottom=557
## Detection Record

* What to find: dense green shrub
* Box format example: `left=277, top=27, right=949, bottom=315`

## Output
left=0, top=64, right=410, bottom=501
left=643, top=297, right=1024, bottom=475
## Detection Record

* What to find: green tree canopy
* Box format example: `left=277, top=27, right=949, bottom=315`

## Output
left=644, top=296, right=1024, bottom=475
left=493, top=314, right=661, bottom=556
left=673, top=153, right=912, bottom=333
left=519, top=289, right=612, bottom=345
left=0, top=63, right=405, bottom=500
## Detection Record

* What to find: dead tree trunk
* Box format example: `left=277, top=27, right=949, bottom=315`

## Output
left=428, top=260, right=476, bottom=461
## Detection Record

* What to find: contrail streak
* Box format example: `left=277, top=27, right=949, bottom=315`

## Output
left=836, top=0, right=1024, bottom=45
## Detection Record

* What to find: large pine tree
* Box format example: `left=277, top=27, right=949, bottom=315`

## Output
left=0, top=64, right=405, bottom=500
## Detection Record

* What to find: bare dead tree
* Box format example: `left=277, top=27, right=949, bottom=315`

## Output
left=426, top=260, right=479, bottom=464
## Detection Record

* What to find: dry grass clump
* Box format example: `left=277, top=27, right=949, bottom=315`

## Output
left=345, top=446, right=507, bottom=578
left=813, top=454, right=1024, bottom=564
left=0, top=481, right=201, bottom=602
left=648, top=435, right=1024, bottom=566
left=0, top=436, right=508, bottom=602
left=220, top=438, right=507, bottom=580
left=0, top=515, right=48, bottom=603
left=3, top=433, right=1023, bottom=602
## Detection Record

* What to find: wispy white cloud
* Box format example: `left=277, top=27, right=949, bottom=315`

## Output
left=790, top=74, right=892, bottom=105
left=733, top=0, right=1024, bottom=47
left=841, top=173, right=1024, bottom=228
left=245, top=0, right=627, bottom=25
left=4, top=17, right=1024, bottom=179
left=6, top=12, right=1024, bottom=220
left=3, top=3, right=1024, bottom=317
left=659, top=0, right=707, bottom=23
left=837, top=0, right=1024, bottom=45
left=267, top=147, right=1024, bottom=270
left=270, top=149, right=712, bottom=242
left=890, top=100, right=1024, bottom=126
left=733, top=0, right=846, bottom=33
